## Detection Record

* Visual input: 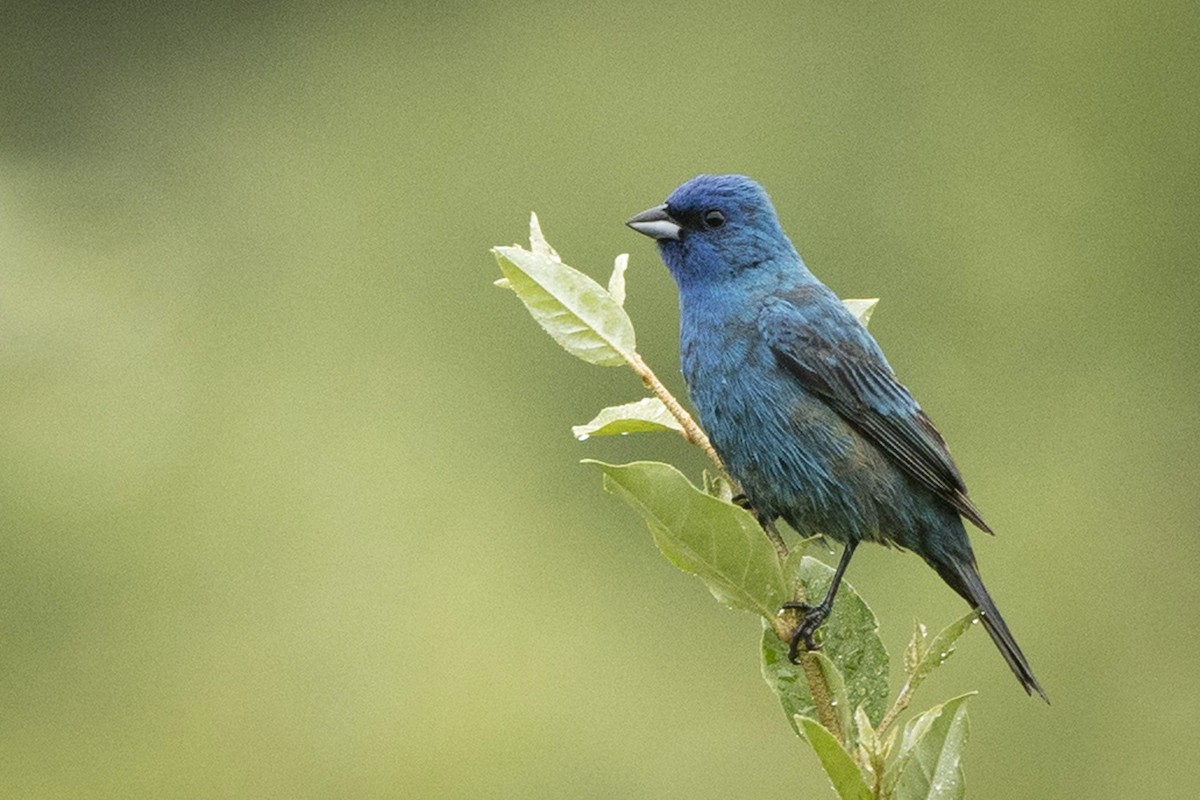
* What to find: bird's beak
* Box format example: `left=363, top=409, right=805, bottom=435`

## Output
left=626, top=204, right=682, bottom=241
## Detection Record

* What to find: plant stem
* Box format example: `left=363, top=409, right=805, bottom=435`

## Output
left=770, top=612, right=844, bottom=745
left=626, top=352, right=723, bottom=470
left=757, top=517, right=791, bottom=565
left=801, top=653, right=844, bottom=743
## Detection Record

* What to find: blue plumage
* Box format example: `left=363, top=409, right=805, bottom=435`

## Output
left=627, top=174, right=1045, bottom=701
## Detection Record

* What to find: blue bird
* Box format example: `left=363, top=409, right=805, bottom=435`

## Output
left=627, top=174, right=1046, bottom=701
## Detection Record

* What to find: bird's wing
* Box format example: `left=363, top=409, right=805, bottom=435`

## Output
left=759, top=290, right=991, bottom=532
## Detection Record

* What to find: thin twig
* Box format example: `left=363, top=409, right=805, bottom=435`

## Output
left=758, top=516, right=791, bottom=567
left=626, top=351, right=724, bottom=472
left=801, top=652, right=844, bottom=742
left=771, top=609, right=844, bottom=745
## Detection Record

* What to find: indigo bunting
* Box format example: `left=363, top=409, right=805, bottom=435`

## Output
left=627, top=174, right=1045, bottom=700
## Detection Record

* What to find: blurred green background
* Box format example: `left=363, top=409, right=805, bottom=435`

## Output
left=2, top=2, right=1197, bottom=797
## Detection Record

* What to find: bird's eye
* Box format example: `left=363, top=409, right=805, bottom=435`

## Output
left=702, top=209, right=726, bottom=229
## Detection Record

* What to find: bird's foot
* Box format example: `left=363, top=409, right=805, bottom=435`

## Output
left=781, top=600, right=832, bottom=663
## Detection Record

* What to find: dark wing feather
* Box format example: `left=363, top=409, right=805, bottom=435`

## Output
left=760, top=293, right=991, bottom=532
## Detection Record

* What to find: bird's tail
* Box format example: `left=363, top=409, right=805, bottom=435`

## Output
left=933, top=556, right=1049, bottom=703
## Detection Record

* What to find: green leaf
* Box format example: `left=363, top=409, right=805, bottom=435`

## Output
left=761, top=624, right=814, bottom=736
left=795, top=716, right=874, bottom=800
left=887, top=694, right=973, bottom=800
left=608, top=253, right=630, bottom=306
left=903, top=620, right=929, bottom=677
left=492, top=213, right=636, bottom=366
left=901, top=611, right=978, bottom=696
left=527, top=211, right=559, bottom=260
left=588, top=460, right=788, bottom=617
left=854, top=706, right=889, bottom=789
left=791, top=554, right=891, bottom=726
left=843, top=298, right=880, bottom=326
left=701, top=470, right=736, bottom=503
left=572, top=397, right=684, bottom=439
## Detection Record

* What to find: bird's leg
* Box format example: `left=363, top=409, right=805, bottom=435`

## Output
left=782, top=541, right=857, bottom=662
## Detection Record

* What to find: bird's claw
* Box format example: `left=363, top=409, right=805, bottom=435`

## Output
left=781, top=600, right=830, bottom=663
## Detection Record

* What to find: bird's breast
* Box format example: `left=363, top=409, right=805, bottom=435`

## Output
left=680, top=311, right=887, bottom=541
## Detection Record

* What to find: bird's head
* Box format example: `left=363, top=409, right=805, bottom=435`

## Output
left=626, top=174, right=797, bottom=290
